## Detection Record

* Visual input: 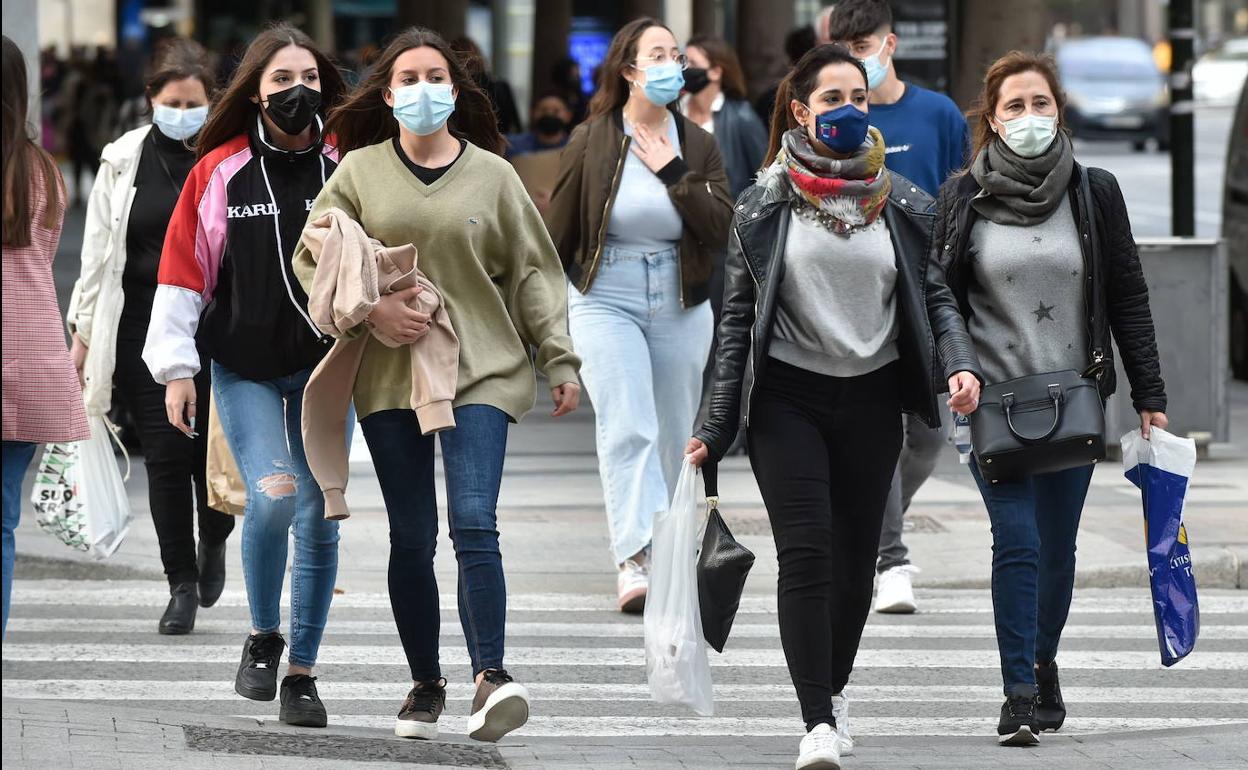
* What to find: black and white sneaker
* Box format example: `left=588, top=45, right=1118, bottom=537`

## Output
left=235, top=632, right=286, bottom=701
left=1036, top=660, right=1066, bottom=732
left=998, top=687, right=1040, bottom=746
left=395, top=679, right=447, bottom=740
left=279, top=674, right=327, bottom=728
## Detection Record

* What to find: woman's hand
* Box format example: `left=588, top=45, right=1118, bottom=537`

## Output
left=165, top=378, right=198, bottom=438
left=947, top=371, right=981, bottom=416
left=1140, top=410, right=1168, bottom=440
left=685, top=437, right=709, bottom=467
left=70, top=333, right=88, bottom=385
left=631, top=122, right=678, bottom=174
left=551, top=382, right=581, bottom=417
left=366, top=287, right=430, bottom=344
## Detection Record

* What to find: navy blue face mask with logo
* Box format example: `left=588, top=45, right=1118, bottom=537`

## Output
left=813, top=103, right=869, bottom=154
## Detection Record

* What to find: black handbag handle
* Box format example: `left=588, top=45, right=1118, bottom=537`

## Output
left=703, top=461, right=719, bottom=506
left=1002, top=384, right=1064, bottom=443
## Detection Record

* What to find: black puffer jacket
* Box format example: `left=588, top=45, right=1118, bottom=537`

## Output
left=693, top=166, right=983, bottom=461
left=928, top=163, right=1166, bottom=413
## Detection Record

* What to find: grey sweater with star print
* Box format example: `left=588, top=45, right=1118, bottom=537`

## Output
left=966, top=200, right=1089, bottom=385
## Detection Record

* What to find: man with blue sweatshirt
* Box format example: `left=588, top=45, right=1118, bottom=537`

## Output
left=830, top=0, right=970, bottom=614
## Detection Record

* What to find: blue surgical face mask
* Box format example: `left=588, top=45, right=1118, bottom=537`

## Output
left=152, top=104, right=209, bottom=141
left=391, top=82, right=456, bottom=136
left=861, top=39, right=890, bottom=90
left=998, top=113, right=1058, bottom=158
left=640, top=61, right=685, bottom=106
left=813, top=103, right=869, bottom=154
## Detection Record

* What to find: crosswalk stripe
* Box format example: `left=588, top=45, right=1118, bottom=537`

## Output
left=10, top=585, right=1248, bottom=613
left=4, top=617, right=1246, bottom=640
left=5, top=680, right=1246, bottom=704
left=6, top=644, right=1244, bottom=669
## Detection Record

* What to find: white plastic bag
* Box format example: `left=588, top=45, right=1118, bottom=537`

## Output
left=644, top=458, right=714, bottom=716
left=30, top=415, right=132, bottom=559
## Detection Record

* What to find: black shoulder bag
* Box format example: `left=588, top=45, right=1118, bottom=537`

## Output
left=967, top=167, right=1107, bottom=484
left=696, top=462, right=755, bottom=653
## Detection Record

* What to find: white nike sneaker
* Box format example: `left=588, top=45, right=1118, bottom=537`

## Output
left=796, top=723, right=841, bottom=770
left=874, top=564, right=920, bottom=614
left=617, top=558, right=648, bottom=613
left=831, top=692, right=853, bottom=756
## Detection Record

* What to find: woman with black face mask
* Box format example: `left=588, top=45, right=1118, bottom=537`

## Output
left=143, top=23, right=347, bottom=729
left=681, top=35, right=767, bottom=199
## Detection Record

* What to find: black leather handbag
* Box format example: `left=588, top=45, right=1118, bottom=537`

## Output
left=696, top=462, right=755, bottom=653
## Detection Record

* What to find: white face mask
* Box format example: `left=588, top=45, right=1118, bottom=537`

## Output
left=996, top=113, right=1058, bottom=158
left=152, top=104, right=209, bottom=141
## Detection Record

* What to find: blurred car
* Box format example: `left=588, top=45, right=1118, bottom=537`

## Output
left=1194, top=38, right=1248, bottom=106
left=1057, top=37, right=1169, bottom=152
left=1225, top=84, right=1248, bottom=380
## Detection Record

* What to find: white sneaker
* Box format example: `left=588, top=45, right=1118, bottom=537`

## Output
left=617, top=559, right=648, bottom=613
left=830, top=692, right=853, bottom=756
left=796, top=723, right=841, bottom=770
left=874, top=564, right=920, bottom=614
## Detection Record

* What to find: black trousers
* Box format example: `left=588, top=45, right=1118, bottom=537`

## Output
left=113, top=319, right=234, bottom=586
left=747, top=358, right=903, bottom=731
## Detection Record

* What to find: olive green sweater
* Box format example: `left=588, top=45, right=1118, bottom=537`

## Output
left=293, top=140, right=580, bottom=422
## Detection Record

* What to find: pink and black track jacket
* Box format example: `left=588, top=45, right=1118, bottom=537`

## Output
left=143, top=116, right=338, bottom=384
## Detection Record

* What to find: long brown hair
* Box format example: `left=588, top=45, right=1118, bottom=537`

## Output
left=326, top=27, right=505, bottom=156
left=195, top=22, right=346, bottom=159
left=967, top=50, right=1068, bottom=166
left=587, top=17, right=673, bottom=120
left=3, top=35, right=63, bottom=247
left=687, top=35, right=748, bottom=101
left=764, top=44, right=868, bottom=166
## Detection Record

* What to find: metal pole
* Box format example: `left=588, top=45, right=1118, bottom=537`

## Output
left=1168, top=0, right=1195, bottom=237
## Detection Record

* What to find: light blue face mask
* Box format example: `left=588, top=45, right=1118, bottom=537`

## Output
left=639, top=61, right=685, bottom=106
left=391, top=82, right=456, bottom=136
left=861, top=39, right=890, bottom=90
left=151, top=104, right=209, bottom=141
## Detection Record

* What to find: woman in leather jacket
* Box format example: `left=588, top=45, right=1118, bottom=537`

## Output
left=686, top=45, right=980, bottom=770
left=926, top=51, right=1167, bottom=747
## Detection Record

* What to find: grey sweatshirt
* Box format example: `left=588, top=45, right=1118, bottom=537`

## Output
left=771, top=211, right=900, bottom=378
left=966, top=200, right=1089, bottom=384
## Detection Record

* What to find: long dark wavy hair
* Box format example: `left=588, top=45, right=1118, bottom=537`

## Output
left=195, top=22, right=346, bottom=159
left=764, top=44, right=868, bottom=166
left=587, top=17, right=673, bottom=120
left=326, top=27, right=504, bottom=156
left=3, top=35, right=63, bottom=247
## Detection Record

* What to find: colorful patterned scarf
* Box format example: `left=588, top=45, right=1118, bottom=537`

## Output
left=777, top=126, right=892, bottom=235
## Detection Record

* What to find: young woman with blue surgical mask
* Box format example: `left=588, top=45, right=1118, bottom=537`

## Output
left=66, top=39, right=232, bottom=638
left=311, top=27, right=581, bottom=743
left=545, top=17, right=732, bottom=614
left=686, top=44, right=980, bottom=770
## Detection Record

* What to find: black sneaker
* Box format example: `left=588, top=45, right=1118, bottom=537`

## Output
left=235, top=632, right=286, bottom=701
left=395, top=678, right=447, bottom=740
left=1036, top=661, right=1066, bottom=732
left=998, top=686, right=1040, bottom=746
left=279, top=674, right=327, bottom=728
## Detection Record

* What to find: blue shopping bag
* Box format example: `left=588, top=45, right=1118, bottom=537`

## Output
left=1121, top=427, right=1199, bottom=667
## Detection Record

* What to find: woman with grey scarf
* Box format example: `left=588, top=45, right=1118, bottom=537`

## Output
left=928, top=51, right=1168, bottom=747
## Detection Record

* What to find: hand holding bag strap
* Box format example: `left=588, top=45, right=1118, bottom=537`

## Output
left=1003, top=384, right=1065, bottom=443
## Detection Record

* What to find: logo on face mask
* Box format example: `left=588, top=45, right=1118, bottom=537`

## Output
left=814, top=104, right=869, bottom=154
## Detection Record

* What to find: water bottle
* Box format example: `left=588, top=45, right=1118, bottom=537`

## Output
left=953, top=411, right=972, bottom=465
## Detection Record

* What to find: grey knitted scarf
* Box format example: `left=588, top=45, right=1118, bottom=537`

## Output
left=970, top=132, right=1074, bottom=226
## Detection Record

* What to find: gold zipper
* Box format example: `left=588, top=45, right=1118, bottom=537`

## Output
left=580, top=134, right=630, bottom=293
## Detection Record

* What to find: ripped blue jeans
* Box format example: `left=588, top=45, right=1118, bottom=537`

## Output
left=212, top=362, right=344, bottom=668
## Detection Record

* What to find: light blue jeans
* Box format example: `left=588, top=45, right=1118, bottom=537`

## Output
left=569, top=245, right=713, bottom=565
left=212, top=362, right=347, bottom=669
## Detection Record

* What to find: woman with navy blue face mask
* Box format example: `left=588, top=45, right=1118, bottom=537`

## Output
left=545, top=17, right=733, bottom=615
left=686, top=44, right=981, bottom=770
left=308, top=27, right=581, bottom=744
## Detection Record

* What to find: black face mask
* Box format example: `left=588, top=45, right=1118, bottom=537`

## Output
left=683, top=67, right=711, bottom=95
left=262, top=83, right=322, bottom=136
left=534, top=114, right=569, bottom=135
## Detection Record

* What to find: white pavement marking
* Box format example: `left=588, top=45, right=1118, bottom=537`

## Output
left=7, top=644, right=1245, bottom=669
left=6, top=617, right=1247, bottom=640
left=7, top=680, right=1248, bottom=705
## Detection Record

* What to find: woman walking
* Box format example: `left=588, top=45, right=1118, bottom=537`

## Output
left=298, top=27, right=581, bottom=742
left=143, top=23, right=346, bottom=727
left=68, top=38, right=232, bottom=636
left=927, top=51, right=1167, bottom=746
left=682, top=35, right=768, bottom=199
left=686, top=45, right=981, bottom=770
left=546, top=17, right=732, bottom=613
left=2, top=35, right=91, bottom=637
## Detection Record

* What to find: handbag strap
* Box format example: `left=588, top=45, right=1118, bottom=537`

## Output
left=101, top=415, right=132, bottom=482
left=1002, top=385, right=1064, bottom=443
left=702, top=461, right=719, bottom=509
